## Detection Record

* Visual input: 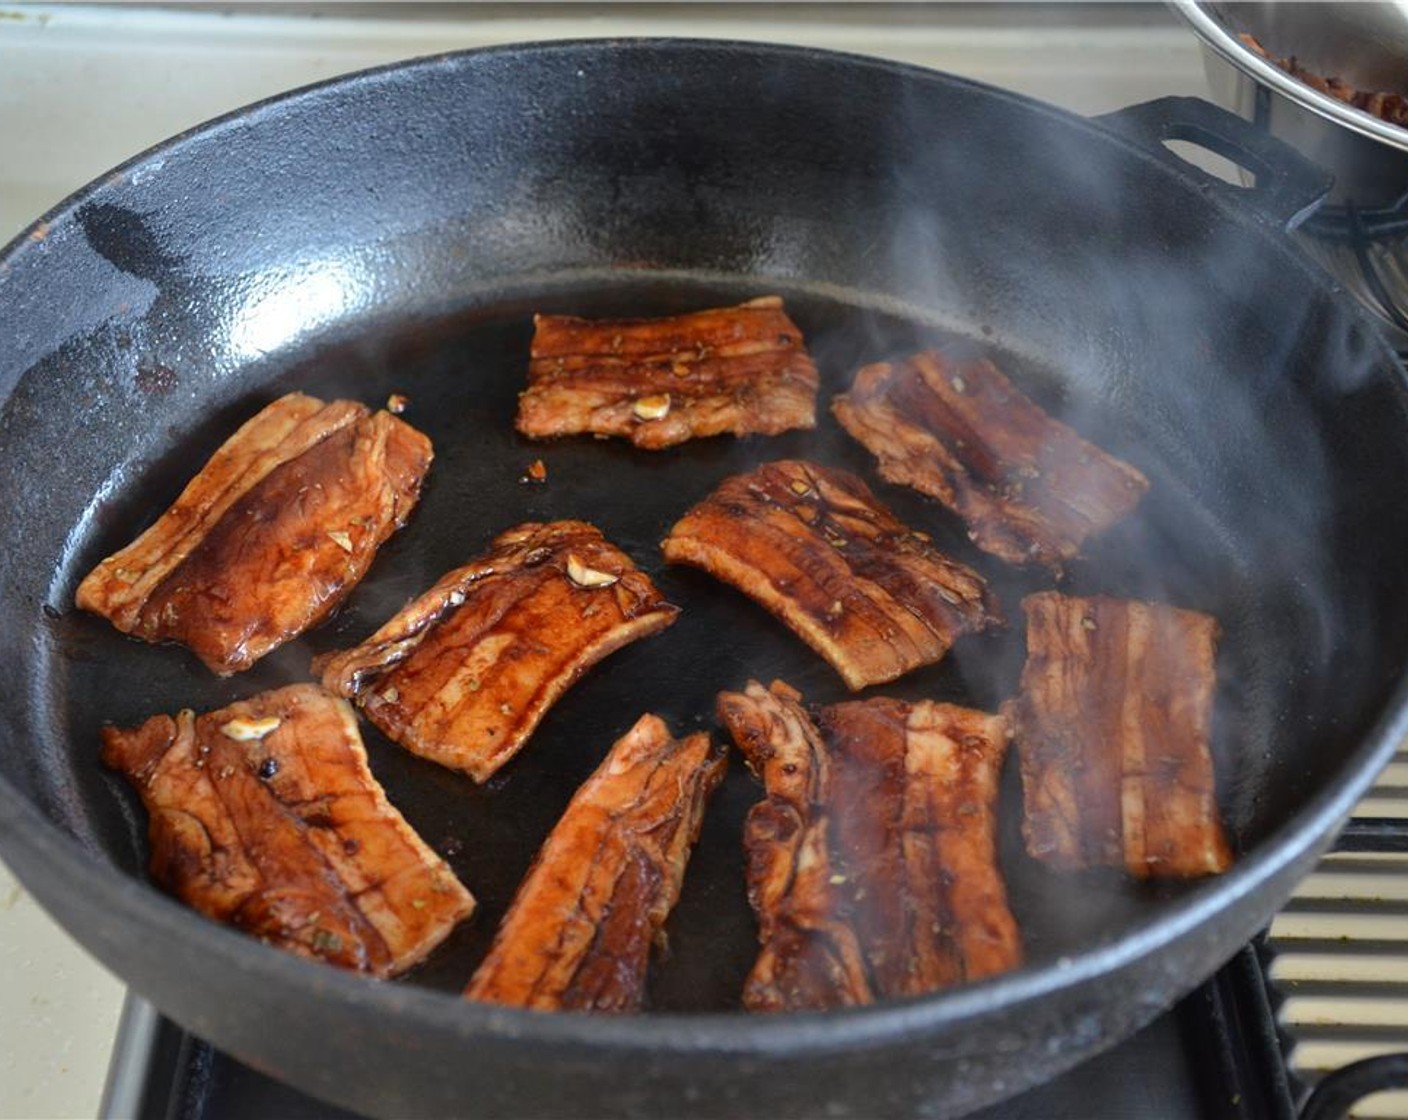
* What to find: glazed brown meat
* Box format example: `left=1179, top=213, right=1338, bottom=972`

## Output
left=662, top=460, right=1000, bottom=690
left=716, top=680, right=873, bottom=1011
left=832, top=350, right=1148, bottom=573
left=515, top=296, right=819, bottom=449
left=821, top=696, right=1021, bottom=995
left=318, top=521, right=679, bottom=783
left=1005, top=592, right=1233, bottom=878
left=100, top=684, right=475, bottom=977
left=76, top=392, right=432, bottom=675
left=464, top=714, right=726, bottom=1011
left=717, top=680, right=1021, bottom=1008
left=1239, top=32, right=1408, bottom=128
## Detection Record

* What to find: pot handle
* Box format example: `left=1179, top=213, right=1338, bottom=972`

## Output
left=1095, top=96, right=1332, bottom=231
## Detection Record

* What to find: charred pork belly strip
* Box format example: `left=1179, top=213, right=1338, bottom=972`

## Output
left=820, top=696, right=1021, bottom=996
left=100, top=684, right=474, bottom=977
left=832, top=350, right=1148, bottom=573
left=76, top=392, right=432, bottom=675
left=515, top=296, right=819, bottom=450
left=465, top=714, right=725, bottom=1011
left=318, top=521, right=679, bottom=783
left=662, top=460, right=1000, bottom=690
left=716, top=680, right=873, bottom=1011
left=1006, top=592, right=1232, bottom=878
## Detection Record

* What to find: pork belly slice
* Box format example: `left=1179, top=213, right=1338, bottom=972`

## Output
left=716, top=680, right=873, bottom=1011
left=76, top=392, right=432, bottom=675
left=464, top=713, right=726, bottom=1011
left=516, top=296, right=819, bottom=450
left=1005, top=592, right=1232, bottom=878
left=717, top=680, right=1021, bottom=1008
left=832, top=349, right=1149, bottom=573
left=318, top=521, right=679, bottom=783
left=820, top=696, right=1021, bottom=996
left=662, top=460, right=1000, bottom=690
left=100, top=684, right=475, bottom=977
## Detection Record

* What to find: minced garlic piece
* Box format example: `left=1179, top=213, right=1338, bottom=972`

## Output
left=631, top=394, right=671, bottom=421
left=220, top=716, right=281, bottom=741
left=566, top=554, right=620, bottom=589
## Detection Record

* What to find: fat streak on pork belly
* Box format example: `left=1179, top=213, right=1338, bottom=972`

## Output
left=662, top=460, right=1000, bottom=690
left=318, top=520, right=679, bottom=783
left=516, top=296, right=819, bottom=450
left=832, top=349, right=1148, bottom=574
left=101, top=684, right=475, bottom=977
left=76, top=392, right=432, bottom=675
left=1005, top=592, right=1233, bottom=878
left=464, top=713, right=725, bottom=1011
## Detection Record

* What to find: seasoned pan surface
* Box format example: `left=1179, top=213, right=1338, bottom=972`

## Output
left=3, top=39, right=1408, bottom=1117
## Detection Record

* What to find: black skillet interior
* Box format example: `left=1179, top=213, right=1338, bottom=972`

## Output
left=30, top=270, right=1408, bottom=1012
left=4, top=41, right=1408, bottom=1017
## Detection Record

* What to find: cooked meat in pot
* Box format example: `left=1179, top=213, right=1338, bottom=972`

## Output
left=1005, top=592, right=1233, bottom=878
left=76, top=392, right=432, bottom=675
left=832, top=350, right=1148, bottom=574
left=101, top=683, right=475, bottom=977
left=318, top=520, right=679, bottom=783
left=663, top=459, right=1000, bottom=690
left=716, top=680, right=873, bottom=1011
left=516, top=296, right=819, bottom=449
left=464, top=713, right=726, bottom=1011
left=718, top=679, right=1021, bottom=1009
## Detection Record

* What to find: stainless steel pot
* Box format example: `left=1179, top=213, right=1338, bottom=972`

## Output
left=1173, top=1, right=1408, bottom=205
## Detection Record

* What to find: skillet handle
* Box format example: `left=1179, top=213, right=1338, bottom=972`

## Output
left=1095, top=96, right=1332, bottom=231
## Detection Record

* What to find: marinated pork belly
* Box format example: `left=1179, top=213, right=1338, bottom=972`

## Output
left=100, top=684, right=474, bottom=977
left=832, top=350, right=1149, bottom=573
left=717, top=680, right=1021, bottom=1008
left=662, top=460, right=1000, bottom=690
left=516, top=296, right=819, bottom=450
left=1005, top=592, right=1232, bottom=878
left=464, top=714, right=726, bottom=1011
left=76, top=392, right=432, bottom=675
left=820, top=696, right=1021, bottom=995
left=318, top=521, right=679, bottom=783
left=716, top=680, right=873, bottom=1011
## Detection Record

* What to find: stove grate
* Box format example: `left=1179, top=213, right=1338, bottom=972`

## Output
left=1274, top=817, right=1408, bottom=1119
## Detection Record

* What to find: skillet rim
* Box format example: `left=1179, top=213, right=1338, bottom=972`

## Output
left=0, top=35, right=1405, bottom=1058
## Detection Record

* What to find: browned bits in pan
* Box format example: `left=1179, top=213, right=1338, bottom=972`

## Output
left=832, top=349, right=1148, bottom=574
left=717, top=679, right=1021, bottom=1010
left=1005, top=592, right=1232, bottom=878
left=100, top=684, right=475, bottom=977
left=515, top=296, right=819, bottom=449
left=317, top=520, right=679, bottom=783
left=75, top=392, right=432, bottom=675
left=662, top=459, right=1000, bottom=690
left=465, top=713, right=726, bottom=1011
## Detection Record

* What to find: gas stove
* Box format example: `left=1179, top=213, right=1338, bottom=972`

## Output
left=2, top=5, right=1406, bottom=1119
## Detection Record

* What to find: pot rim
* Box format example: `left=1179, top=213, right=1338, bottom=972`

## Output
left=1171, top=0, right=1408, bottom=157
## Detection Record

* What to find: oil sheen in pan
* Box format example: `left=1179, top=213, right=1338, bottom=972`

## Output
left=57, top=277, right=1258, bottom=1012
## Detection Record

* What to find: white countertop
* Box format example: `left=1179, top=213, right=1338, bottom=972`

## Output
left=0, top=5, right=1208, bottom=1117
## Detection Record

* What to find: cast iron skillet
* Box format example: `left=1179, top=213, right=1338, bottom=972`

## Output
left=1, top=40, right=1407, bottom=1119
